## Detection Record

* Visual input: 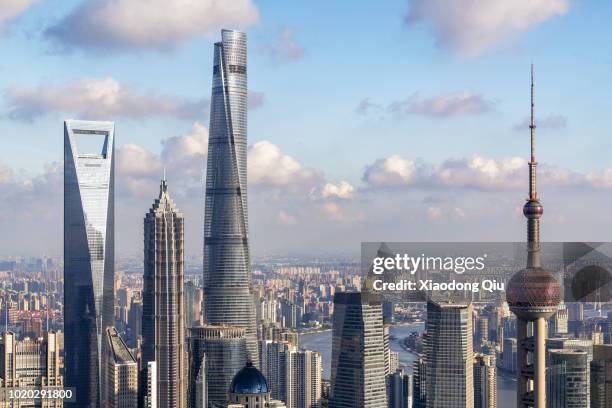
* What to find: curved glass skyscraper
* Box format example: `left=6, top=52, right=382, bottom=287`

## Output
left=203, top=29, right=258, bottom=365
left=63, top=120, right=115, bottom=407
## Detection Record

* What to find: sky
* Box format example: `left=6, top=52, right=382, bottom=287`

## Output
left=1, top=0, right=612, bottom=257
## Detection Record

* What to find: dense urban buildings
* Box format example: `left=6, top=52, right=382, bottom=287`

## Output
left=141, top=178, right=187, bottom=407
left=63, top=119, right=116, bottom=408
left=330, top=291, right=387, bottom=408
left=203, top=28, right=259, bottom=366
left=506, top=67, right=561, bottom=408
left=105, top=327, right=138, bottom=408
left=425, top=300, right=474, bottom=407
left=0, top=331, right=63, bottom=407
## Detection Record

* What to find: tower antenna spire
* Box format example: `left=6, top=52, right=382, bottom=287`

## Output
left=529, top=63, right=537, bottom=200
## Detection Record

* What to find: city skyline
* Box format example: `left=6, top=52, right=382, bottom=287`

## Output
left=3, top=2, right=612, bottom=256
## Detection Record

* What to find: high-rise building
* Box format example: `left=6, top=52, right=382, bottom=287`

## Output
left=142, top=178, right=187, bottom=408
left=105, top=327, right=138, bottom=408
left=0, top=331, right=63, bottom=407
left=386, top=369, right=413, bottom=408
left=330, top=291, right=387, bottom=408
left=506, top=67, right=561, bottom=408
left=473, top=353, right=496, bottom=408
left=546, top=349, right=588, bottom=408
left=261, top=340, right=322, bottom=408
left=145, top=361, right=157, bottom=408
left=590, top=344, right=612, bottom=408
left=63, top=119, right=115, bottom=407
left=203, top=28, right=259, bottom=366
left=474, top=316, right=489, bottom=352
left=502, top=338, right=517, bottom=374
left=187, top=325, right=247, bottom=406
left=425, top=300, right=474, bottom=408
left=412, top=358, right=426, bottom=408
left=185, top=281, right=203, bottom=327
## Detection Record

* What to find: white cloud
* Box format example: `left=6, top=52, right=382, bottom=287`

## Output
left=426, top=206, right=442, bottom=220
left=0, top=0, right=38, bottom=31
left=248, top=141, right=320, bottom=189
left=389, top=91, right=492, bottom=117
left=363, top=154, right=579, bottom=190
left=267, top=26, right=305, bottom=63
left=321, top=181, right=355, bottom=199
left=363, top=155, right=416, bottom=186
left=45, top=0, right=259, bottom=50
left=586, top=169, right=612, bottom=188
left=277, top=210, right=297, bottom=226
left=513, top=114, right=568, bottom=131
left=5, top=77, right=208, bottom=121
left=248, top=92, right=265, bottom=110
left=405, top=0, right=570, bottom=56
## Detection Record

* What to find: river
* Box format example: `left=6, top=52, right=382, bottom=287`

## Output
left=300, top=323, right=516, bottom=408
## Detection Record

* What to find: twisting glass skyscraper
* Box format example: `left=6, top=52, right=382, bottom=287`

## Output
left=203, top=29, right=258, bottom=364
left=64, top=120, right=115, bottom=407
left=142, top=178, right=187, bottom=407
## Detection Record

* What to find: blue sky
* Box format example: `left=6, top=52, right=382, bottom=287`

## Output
left=1, top=0, right=612, bottom=256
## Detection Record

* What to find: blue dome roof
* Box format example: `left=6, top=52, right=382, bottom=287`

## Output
left=230, top=362, right=269, bottom=394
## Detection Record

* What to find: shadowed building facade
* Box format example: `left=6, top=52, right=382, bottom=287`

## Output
left=203, top=29, right=259, bottom=365
left=142, top=178, right=187, bottom=407
left=63, top=120, right=115, bottom=407
left=330, top=292, right=387, bottom=408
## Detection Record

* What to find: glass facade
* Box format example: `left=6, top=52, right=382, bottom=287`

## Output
left=330, top=292, right=387, bottom=408
left=63, top=120, right=115, bottom=408
left=425, top=300, right=474, bottom=408
left=203, top=29, right=259, bottom=365
left=187, top=326, right=247, bottom=407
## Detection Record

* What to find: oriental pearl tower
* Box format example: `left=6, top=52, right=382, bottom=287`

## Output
left=506, top=66, right=561, bottom=408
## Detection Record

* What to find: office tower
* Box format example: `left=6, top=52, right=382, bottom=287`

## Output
left=127, top=294, right=143, bottom=348
left=412, top=358, right=427, bottom=408
left=473, top=353, right=496, bottom=408
left=502, top=338, right=517, bottom=374
left=228, top=362, right=271, bottom=406
left=105, top=327, right=138, bottom=408
left=547, top=349, right=588, bottom=408
left=425, top=300, right=474, bottom=408
left=145, top=361, right=157, bottom=408
left=187, top=325, right=247, bottom=406
left=0, top=331, right=63, bottom=407
left=261, top=341, right=322, bottom=408
left=203, top=28, right=259, bottom=366
left=506, top=67, right=561, bottom=408
left=590, top=344, right=612, bottom=408
left=141, top=177, right=187, bottom=408
left=64, top=119, right=115, bottom=408
left=185, top=281, right=203, bottom=327
left=548, top=303, right=568, bottom=336
left=389, top=351, right=399, bottom=373
left=387, top=369, right=413, bottom=408
left=475, top=316, right=489, bottom=352
left=330, top=292, right=387, bottom=408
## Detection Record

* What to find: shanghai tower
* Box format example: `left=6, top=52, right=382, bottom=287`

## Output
left=64, top=120, right=115, bottom=407
left=203, top=29, right=259, bottom=364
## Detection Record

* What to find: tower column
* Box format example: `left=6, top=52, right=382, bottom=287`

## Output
left=534, top=317, right=546, bottom=408
left=516, top=319, right=529, bottom=408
